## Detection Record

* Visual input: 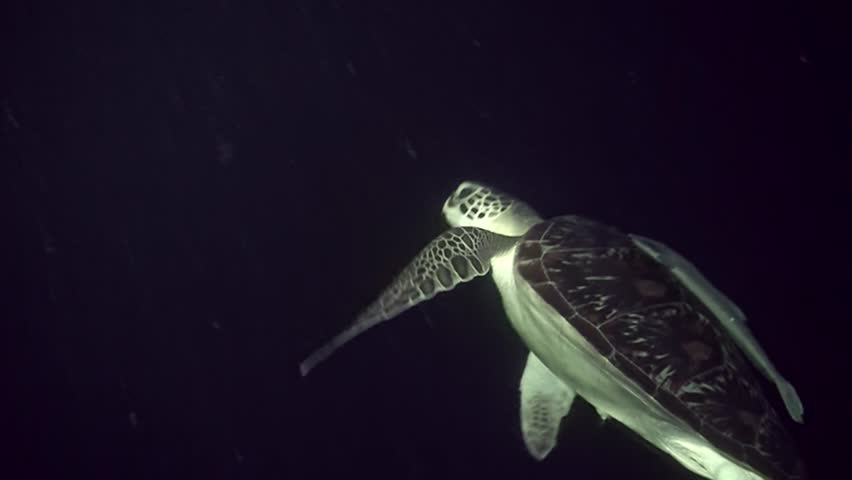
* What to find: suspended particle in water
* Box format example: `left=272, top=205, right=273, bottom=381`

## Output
left=37, top=217, right=57, bottom=255
left=400, top=135, right=418, bottom=160
left=3, top=102, right=20, bottom=129
left=216, top=135, right=234, bottom=166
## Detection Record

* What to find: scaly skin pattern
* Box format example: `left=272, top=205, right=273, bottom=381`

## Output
left=299, top=226, right=515, bottom=376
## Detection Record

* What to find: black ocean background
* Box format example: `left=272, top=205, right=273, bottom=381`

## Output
left=3, top=1, right=847, bottom=479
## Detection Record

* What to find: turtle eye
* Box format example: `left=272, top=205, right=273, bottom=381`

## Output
left=457, top=187, right=475, bottom=199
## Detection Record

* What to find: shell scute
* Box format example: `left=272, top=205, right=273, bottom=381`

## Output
left=515, top=215, right=805, bottom=480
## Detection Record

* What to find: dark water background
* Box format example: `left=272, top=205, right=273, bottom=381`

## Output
left=3, top=1, right=848, bottom=479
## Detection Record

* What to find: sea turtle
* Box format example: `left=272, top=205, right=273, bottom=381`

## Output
left=300, top=181, right=806, bottom=480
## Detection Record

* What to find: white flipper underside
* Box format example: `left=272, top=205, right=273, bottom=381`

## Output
left=629, top=234, right=804, bottom=423
left=299, top=227, right=516, bottom=376
left=519, top=352, right=576, bottom=460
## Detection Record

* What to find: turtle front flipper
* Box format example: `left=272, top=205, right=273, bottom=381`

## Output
left=629, top=234, right=805, bottom=423
left=519, top=352, right=576, bottom=460
left=299, top=227, right=517, bottom=376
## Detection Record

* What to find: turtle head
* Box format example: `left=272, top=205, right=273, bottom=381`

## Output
left=442, top=181, right=542, bottom=237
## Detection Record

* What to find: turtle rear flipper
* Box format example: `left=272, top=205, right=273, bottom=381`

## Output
left=299, top=227, right=517, bottom=376
left=519, top=352, right=576, bottom=460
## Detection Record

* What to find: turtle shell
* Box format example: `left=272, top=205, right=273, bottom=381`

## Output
left=515, top=215, right=806, bottom=480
